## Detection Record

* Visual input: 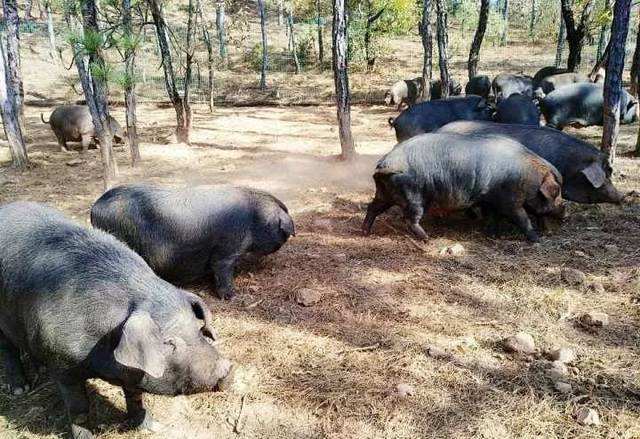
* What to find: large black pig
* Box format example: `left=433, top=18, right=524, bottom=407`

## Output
left=0, top=202, right=233, bottom=439
left=91, top=184, right=295, bottom=300
left=437, top=121, right=623, bottom=204
left=540, top=82, right=639, bottom=129
left=362, top=133, right=565, bottom=242
left=388, top=96, right=494, bottom=142
left=495, top=93, right=540, bottom=126
left=492, top=73, right=534, bottom=102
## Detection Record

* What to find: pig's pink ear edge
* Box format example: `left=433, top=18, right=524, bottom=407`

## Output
left=581, top=161, right=606, bottom=189
left=114, top=310, right=167, bottom=378
left=539, top=172, right=561, bottom=201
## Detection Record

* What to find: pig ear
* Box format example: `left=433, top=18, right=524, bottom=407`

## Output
left=114, top=310, right=167, bottom=378
left=539, top=173, right=561, bottom=200
left=581, top=162, right=606, bottom=189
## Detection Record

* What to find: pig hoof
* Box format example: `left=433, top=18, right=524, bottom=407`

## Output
left=216, top=289, right=236, bottom=300
left=136, top=416, right=165, bottom=433
left=526, top=232, right=540, bottom=243
left=11, top=384, right=29, bottom=395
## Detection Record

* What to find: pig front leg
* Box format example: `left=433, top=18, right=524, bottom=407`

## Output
left=212, top=254, right=239, bottom=300
left=507, top=207, right=539, bottom=242
left=124, top=389, right=164, bottom=433
left=0, top=332, right=29, bottom=395
left=362, top=196, right=393, bottom=236
left=80, top=134, right=92, bottom=153
left=56, top=377, right=94, bottom=439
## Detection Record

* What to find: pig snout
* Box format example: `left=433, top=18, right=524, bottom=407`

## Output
left=214, top=358, right=234, bottom=391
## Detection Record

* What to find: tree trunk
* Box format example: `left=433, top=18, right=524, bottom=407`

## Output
left=277, top=0, right=283, bottom=26
left=257, top=0, right=268, bottom=90
left=316, top=0, right=324, bottom=67
left=200, top=4, right=215, bottom=111
left=529, top=0, right=536, bottom=36
left=332, top=0, right=355, bottom=160
left=287, top=10, right=301, bottom=74
left=44, top=1, right=59, bottom=61
left=468, top=0, right=489, bottom=80
left=420, top=0, right=432, bottom=100
left=555, top=14, right=565, bottom=67
left=560, top=0, right=595, bottom=71
left=122, top=0, right=140, bottom=165
left=630, top=13, right=640, bottom=97
left=148, top=0, right=190, bottom=143
left=500, top=0, right=508, bottom=45
left=79, top=0, right=118, bottom=189
left=183, top=0, right=196, bottom=133
left=2, top=0, right=24, bottom=130
left=0, top=38, right=28, bottom=169
left=596, top=0, right=611, bottom=61
left=24, top=0, right=34, bottom=19
left=601, top=0, right=632, bottom=165
left=215, top=1, right=227, bottom=63
left=434, top=0, right=450, bottom=99
left=364, top=2, right=384, bottom=70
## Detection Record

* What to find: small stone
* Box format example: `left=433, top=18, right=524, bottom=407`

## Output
left=439, top=243, right=466, bottom=257
left=604, top=244, right=619, bottom=254
left=580, top=312, right=609, bottom=327
left=573, top=250, right=588, bottom=258
left=65, top=159, right=84, bottom=167
left=547, top=360, right=569, bottom=380
left=503, top=332, right=536, bottom=355
left=586, top=282, right=605, bottom=294
left=396, top=383, right=415, bottom=397
left=561, top=268, right=587, bottom=286
left=549, top=347, right=576, bottom=364
left=575, top=407, right=601, bottom=426
left=295, top=289, right=322, bottom=307
left=554, top=381, right=572, bottom=394
left=425, top=345, right=448, bottom=359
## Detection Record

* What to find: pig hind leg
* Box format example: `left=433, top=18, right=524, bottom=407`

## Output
left=124, top=388, right=164, bottom=433
left=57, top=377, right=94, bottom=439
left=0, top=331, right=29, bottom=395
left=400, top=187, right=428, bottom=240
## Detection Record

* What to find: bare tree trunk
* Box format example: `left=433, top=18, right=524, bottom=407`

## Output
left=3, top=0, right=24, bottom=130
left=434, top=0, right=450, bottom=99
left=468, top=0, right=489, bottom=80
left=630, top=13, right=640, bottom=97
left=560, top=0, right=595, bottom=71
left=215, top=1, right=227, bottom=63
left=122, top=0, right=140, bottom=165
left=500, top=0, right=508, bottom=45
left=287, top=9, right=300, bottom=74
left=596, top=0, right=611, bottom=61
left=148, top=0, right=190, bottom=143
left=76, top=0, right=117, bottom=189
left=316, top=0, right=324, bottom=67
left=420, top=0, right=432, bottom=100
left=0, top=38, right=28, bottom=169
left=555, top=14, right=565, bottom=67
left=332, top=0, right=355, bottom=160
left=44, top=1, right=59, bottom=61
left=183, top=0, right=197, bottom=133
left=24, top=0, right=34, bottom=19
left=601, top=0, right=632, bottom=165
left=277, top=0, right=283, bottom=26
left=200, top=4, right=215, bottom=111
left=529, top=0, right=536, bottom=36
left=364, top=0, right=384, bottom=70
left=257, top=0, right=268, bottom=90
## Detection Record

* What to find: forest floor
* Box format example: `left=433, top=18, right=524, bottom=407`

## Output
left=1, top=18, right=640, bottom=439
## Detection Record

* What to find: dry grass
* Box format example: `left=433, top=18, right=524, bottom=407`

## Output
left=1, top=15, right=640, bottom=439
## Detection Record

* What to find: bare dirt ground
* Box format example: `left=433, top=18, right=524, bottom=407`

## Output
left=1, top=18, right=640, bottom=439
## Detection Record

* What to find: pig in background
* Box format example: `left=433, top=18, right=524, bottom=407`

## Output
left=0, top=202, right=233, bottom=439
left=41, top=104, right=125, bottom=152
left=492, top=73, right=534, bottom=102
left=362, top=132, right=565, bottom=242
left=494, top=93, right=541, bottom=126
left=465, top=75, right=492, bottom=100
left=384, top=77, right=425, bottom=110
left=91, top=184, right=295, bottom=300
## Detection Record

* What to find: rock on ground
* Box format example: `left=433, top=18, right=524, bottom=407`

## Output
left=580, top=312, right=609, bottom=327
left=549, top=347, right=576, bottom=364
left=503, top=332, right=536, bottom=355
left=561, top=268, right=586, bottom=286
left=295, top=289, right=323, bottom=307
left=396, top=383, right=415, bottom=397
left=575, top=407, right=601, bottom=426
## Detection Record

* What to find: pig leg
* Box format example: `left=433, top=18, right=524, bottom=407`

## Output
left=402, top=191, right=428, bottom=240
left=80, top=134, right=92, bottom=153
left=124, top=389, right=164, bottom=433
left=504, top=207, right=539, bottom=242
left=54, top=133, right=70, bottom=153
left=362, top=196, right=393, bottom=236
left=57, top=378, right=94, bottom=439
left=0, top=331, right=29, bottom=395
left=212, top=254, right=239, bottom=300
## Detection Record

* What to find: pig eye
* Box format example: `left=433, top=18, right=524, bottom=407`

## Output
left=201, top=329, right=217, bottom=345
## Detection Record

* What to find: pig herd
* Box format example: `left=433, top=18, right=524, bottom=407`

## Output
left=0, top=64, right=632, bottom=439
